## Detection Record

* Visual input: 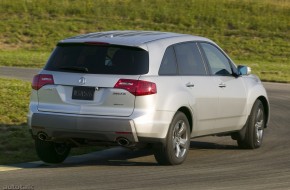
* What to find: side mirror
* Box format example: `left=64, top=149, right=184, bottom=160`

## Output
left=237, top=65, right=251, bottom=75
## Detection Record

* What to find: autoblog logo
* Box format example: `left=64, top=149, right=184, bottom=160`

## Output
left=2, top=185, right=34, bottom=190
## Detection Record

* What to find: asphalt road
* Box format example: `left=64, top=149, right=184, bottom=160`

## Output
left=0, top=66, right=39, bottom=82
left=0, top=67, right=290, bottom=190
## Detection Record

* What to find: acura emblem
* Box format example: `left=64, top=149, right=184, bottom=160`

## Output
left=79, top=77, right=86, bottom=85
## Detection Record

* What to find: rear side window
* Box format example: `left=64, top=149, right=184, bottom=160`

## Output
left=174, top=43, right=207, bottom=75
left=158, top=46, right=178, bottom=75
left=44, top=43, right=149, bottom=75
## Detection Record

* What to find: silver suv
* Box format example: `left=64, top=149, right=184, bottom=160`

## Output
left=28, top=31, right=269, bottom=165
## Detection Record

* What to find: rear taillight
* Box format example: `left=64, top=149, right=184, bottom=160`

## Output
left=32, top=74, right=54, bottom=90
left=114, top=79, right=157, bottom=96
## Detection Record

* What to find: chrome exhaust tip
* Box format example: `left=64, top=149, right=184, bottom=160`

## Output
left=38, top=132, right=48, bottom=141
left=116, top=137, right=131, bottom=147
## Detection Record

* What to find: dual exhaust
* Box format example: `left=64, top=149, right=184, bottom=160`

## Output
left=37, top=132, right=133, bottom=148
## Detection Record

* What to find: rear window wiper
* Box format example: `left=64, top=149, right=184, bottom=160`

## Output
left=58, top=66, right=89, bottom=73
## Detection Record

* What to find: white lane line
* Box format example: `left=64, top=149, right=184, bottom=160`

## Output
left=0, top=148, right=126, bottom=172
left=0, top=161, right=43, bottom=172
left=0, top=166, right=22, bottom=172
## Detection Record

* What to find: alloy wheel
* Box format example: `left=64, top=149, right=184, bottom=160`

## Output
left=255, top=107, right=264, bottom=144
left=172, top=120, right=188, bottom=158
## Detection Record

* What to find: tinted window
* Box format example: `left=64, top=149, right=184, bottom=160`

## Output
left=45, top=43, right=149, bottom=75
left=158, top=46, right=178, bottom=75
left=200, top=43, right=232, bottom=76
left=174, top=43, right=207, bottom=75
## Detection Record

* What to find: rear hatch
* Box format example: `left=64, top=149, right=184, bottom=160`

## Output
left=35, top=43, right=149, bottom=117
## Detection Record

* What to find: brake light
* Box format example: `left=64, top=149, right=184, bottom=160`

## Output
left=114, top=79, right=157, bottom=96
left=84, top=42, right=109, bottom=45
left=32, top=74, right=54, bottom=90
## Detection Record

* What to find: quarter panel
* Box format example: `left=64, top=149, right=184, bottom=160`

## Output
left=136, top=75, right=191, bottom=138
left=139, top=76, right=190, bottom=112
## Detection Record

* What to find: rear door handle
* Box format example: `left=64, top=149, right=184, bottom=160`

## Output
left=186, top=82, right=195, bottom=87
left=218, top=83, right=226, bottom=88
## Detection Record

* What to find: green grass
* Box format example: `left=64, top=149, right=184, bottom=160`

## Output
left=0, top=125, right=37, bottom=165
left=0, top=78, right=102, bottom=165
left=0, top=78, right=35, bottom=164
left=0, top=0, right=289, bottom=81
left=236, top=60, right=290, bottom=83
left=0, top=78, right=31, bottom=125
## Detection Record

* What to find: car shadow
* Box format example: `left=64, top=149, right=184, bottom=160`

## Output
left=10, top=139, right=239, bottom=169
left=2, top=131, right=240, bottom=170
left=38, top=147, right=158, bottom=168
left=190, top=140, right=238, bottom=150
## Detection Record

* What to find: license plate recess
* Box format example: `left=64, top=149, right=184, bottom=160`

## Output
left=72, top=86, right=95, bottom=100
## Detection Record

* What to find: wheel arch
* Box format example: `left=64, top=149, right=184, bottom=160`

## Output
left=245, top=81, right=270, bottom=129
left=177, top=106, right=193, bottom=132
left=257, top=96, right=270, bottom=128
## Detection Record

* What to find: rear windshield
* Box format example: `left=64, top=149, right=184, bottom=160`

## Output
left=44, top=43, right=149, bottom=75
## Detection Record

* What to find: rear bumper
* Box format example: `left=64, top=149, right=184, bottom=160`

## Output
left=29, top=112, right=138, bottom=143
left=28, top=107, right=174, bottom=144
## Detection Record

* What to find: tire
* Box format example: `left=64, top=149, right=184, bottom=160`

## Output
left=35, top=139, right=71, bottom=164
left=154, top=111, right=191, bottom=165
left=237, top=99, right=265, bottom=149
